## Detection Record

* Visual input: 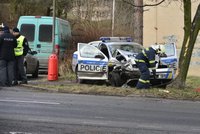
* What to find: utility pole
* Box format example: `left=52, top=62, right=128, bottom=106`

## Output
left=52, top=0, right=56, bottom=53
left=155, top=0, right=158, bottom=44
left=112, top=0, right=115, bottom=36
left=48, top=0, right=58, bottom=81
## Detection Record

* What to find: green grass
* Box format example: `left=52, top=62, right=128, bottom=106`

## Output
left=186, top=76, right=200, bottom=89
left=28, top=76, right=200, bottom=100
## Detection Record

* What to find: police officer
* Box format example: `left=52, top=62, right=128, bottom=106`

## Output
left=0, top=26, right=17, bottom=86
left=12, top=27, right=29, bottom=84
left=135, top=44, right=165, bottom=89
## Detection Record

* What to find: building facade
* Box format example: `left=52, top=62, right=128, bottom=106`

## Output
left=143, top=0, right=200, bottom=76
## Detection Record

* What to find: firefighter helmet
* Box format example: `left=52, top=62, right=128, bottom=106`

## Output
left=151, top=44, right=165, bottom=54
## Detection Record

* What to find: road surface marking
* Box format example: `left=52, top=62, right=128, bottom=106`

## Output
left=9, top=132, right=32, bottom=134
left=83, top=121, right=108, bottom=125
left=0, top=99, right=60, bottom=105
left=28, top=118, right=53, bottom=122
left=94, top=116, right=104, bottom=119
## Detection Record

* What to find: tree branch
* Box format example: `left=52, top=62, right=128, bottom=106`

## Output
left=122, top=0, right=165, bottom=8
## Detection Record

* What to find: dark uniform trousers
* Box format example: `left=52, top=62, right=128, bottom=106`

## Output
left=0, top=60, right=15, bottom=86
left=136, top=62, right=150, bottom=89
left=135, top=47, right=156, bottom=89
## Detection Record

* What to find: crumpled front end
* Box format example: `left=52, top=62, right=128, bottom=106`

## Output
left=111, top=49, right=176, bottom=87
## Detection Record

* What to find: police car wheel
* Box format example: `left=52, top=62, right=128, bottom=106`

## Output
left=76, top=77, right=84, bottom=84
left=110, top=72, right=122, bottom=87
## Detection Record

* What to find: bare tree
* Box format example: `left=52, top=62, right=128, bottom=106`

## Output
left=56, top=0, right=73, bottom=19
left=122, top=0, right=165, bottom=45
left=114, top=0, right=134, bottom=36
left=169, top=1, right=200, bottom=89
left=8, top=0, right=73, bottom=25
left=133, top=0, right=143, bottom=45
left=9, top=0, right=50, bottom=22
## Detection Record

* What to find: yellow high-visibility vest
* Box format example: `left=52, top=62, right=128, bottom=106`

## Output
left=15, top=35, right=25, bottom=56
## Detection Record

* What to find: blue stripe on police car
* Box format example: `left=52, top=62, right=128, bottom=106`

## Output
left=78, top=60, right=107, bottom=65
left=73, top=54, right=78, bottom=59
left=161, top=58, right=177, bottom=64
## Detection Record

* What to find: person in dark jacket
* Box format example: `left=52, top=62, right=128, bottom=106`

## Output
left=0, top=26, right=17, bottom=86
left=12, top=27, right=30, bottom=85
left=135, top=45, right=165, bottom=89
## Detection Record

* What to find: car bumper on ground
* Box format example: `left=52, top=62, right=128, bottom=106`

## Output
left=154, top=68, right=175, bottom=80
left=77, top=71, right=108, bottom=80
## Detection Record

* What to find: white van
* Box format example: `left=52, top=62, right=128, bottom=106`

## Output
left=17, top=16, right=72, bottom=72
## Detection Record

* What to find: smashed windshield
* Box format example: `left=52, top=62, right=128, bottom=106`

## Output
left=109, top=44, right=143, bottom=56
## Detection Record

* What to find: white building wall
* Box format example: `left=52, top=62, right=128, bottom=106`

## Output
left=143, top=1, right=200, bottom=76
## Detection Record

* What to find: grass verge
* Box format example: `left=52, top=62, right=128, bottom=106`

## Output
left=26, top=75, right=200, bottom=101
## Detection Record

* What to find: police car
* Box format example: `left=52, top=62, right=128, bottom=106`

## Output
left=72, top=37, right=178, bottom=87
left=72, top=37, right=141, bottom=83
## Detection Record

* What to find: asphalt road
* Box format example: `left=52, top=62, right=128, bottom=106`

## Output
left=0, top=86, right=200, bottom=134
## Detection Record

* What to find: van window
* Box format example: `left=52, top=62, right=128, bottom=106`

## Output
left=39, top=25, right=52, bottom=42
left=21, top=24, right=35, bottom=41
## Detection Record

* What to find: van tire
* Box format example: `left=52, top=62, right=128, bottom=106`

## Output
left=32, top=62, right=39, bottom=78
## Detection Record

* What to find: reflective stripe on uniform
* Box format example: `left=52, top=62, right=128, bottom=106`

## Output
left=135, top=59, right=145, bottom=63
left=15, top=35, right=25, bottom=56
left=149, top=60, right=155, bottom=64
left=142, top=50, right=147, bottom=58
left=139, top=79, right=150, bottom=83
left=149, top=67, right=156, bottom=69
left=142, top=48, right=156, bottom=66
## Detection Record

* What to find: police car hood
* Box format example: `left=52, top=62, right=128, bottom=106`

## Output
left=115, top=49, right=138, bottom=65
left=117, top=49, right=138, bottom=60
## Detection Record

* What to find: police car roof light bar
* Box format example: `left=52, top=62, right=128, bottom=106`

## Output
left=100, top=37, right=111, bottom=42
left=100, top=37, right=133, bottom=42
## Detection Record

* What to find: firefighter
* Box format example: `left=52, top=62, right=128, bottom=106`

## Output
left=0, top=26, right=17, bottom=86
left=135, top=44, right=165, bottom=89
left=12, top=27, right=30, bottom=85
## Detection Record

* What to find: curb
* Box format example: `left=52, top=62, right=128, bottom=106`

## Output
left=19, top=84, right=59, bottom=92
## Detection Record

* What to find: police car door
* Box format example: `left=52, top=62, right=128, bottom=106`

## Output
left=160, top=42, right=178, bottom=70
left=77, top=43, right=108, bottom=80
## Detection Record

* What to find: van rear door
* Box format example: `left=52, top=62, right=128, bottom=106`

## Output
left=36, top=18, right=53, bottom=69
left=19, top=18, right=37, bottom=51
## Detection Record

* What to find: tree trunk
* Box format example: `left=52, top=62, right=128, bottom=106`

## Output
left=133, top=0, right=143, bottom=45
left=169, top=2, right=200, bottom=89
left=46, top=7, right=51, bottom=16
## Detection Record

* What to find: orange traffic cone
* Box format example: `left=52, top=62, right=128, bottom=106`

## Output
left=48, top=54, right=58, bottom=81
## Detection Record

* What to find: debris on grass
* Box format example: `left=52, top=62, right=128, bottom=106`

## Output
left=159, top=89, right=170, bottom=93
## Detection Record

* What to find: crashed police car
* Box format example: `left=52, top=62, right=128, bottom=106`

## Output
left=72, top=37, right=177, bottom=87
